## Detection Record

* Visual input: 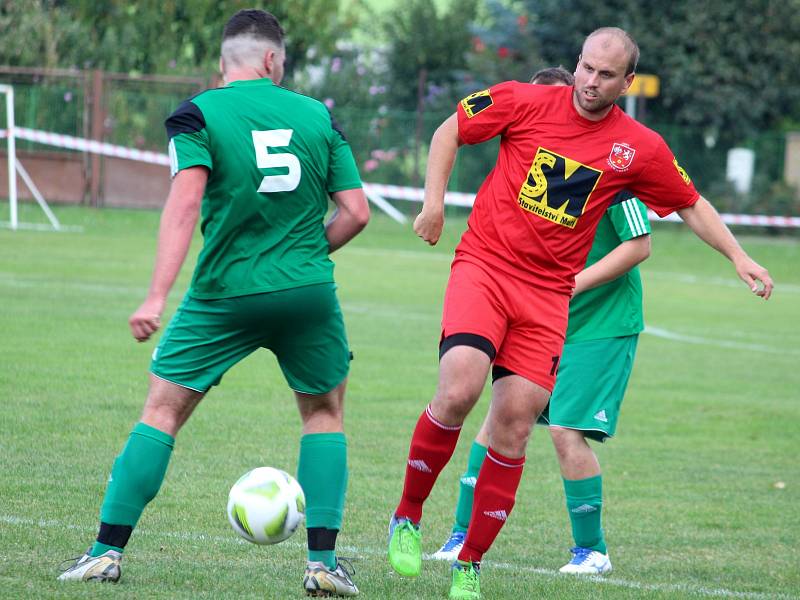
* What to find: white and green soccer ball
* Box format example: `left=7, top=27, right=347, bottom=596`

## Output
left=227, top=467, right=305, bottom=545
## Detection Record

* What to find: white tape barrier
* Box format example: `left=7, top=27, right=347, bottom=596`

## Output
left=363, top=182, right=800, bottom=228
left=1, top=126, right=797, bottom=228
left=0, top=126, right=170, bottom=166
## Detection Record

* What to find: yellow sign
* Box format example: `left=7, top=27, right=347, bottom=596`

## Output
left=627, top=74, right=660, bottom=98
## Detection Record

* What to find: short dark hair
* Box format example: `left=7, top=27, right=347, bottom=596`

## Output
left=222, top=9, right=284, bottom=47
left=529, top=66, right=574, bottom=86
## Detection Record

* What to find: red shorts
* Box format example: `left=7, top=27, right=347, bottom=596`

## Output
left=441, top=257, right=569, bottom=391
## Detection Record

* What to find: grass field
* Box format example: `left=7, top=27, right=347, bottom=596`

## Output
left=1, top=203, right=798, bottom=599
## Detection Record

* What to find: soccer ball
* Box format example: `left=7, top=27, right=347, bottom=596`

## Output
left=227, top=467, right=306, bottom=545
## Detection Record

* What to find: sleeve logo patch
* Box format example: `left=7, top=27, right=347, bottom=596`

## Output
left=673, top=158, right=692, bottom=185
left=460, top=89, right=493, bottom=118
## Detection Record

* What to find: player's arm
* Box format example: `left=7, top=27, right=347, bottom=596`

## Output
left=677, top=195, right=773, bottom=299
left=573, top=234, right=651, bottom=296
left=326, top=188, right=370, bottom=253
left=414, top=113, right=462, bottom=245
left=129, top=167, right=207, bottom=342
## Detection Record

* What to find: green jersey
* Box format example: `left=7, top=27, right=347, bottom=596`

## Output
left=166, top=78, right=362, bottom=299
left=565, top=194, right=651, bottom=343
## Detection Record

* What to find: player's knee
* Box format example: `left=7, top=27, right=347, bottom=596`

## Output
left=491, top=417, right=533, bottom=456
left=140, top=406, right=184, bottom=437
left=296, top=389, right=345, bottom=432
left=550, top=427, right=587, bottom=460
left=432, top=382, right=480, bottom=420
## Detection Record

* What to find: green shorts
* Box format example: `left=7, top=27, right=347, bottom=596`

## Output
left=151, top=283, right=350, bottom=395
left=538, top=334, right=639, bottom=442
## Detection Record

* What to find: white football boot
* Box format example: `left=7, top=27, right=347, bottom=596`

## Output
left=58, top=548, right=122, bottom=582
left=431, top=530, right=466, bottom=561
left=559, top=546, right=612, bottom=574
left=303, top=559, right=359, bottom=597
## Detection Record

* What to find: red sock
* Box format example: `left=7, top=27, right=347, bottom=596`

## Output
left=395, top=405, right=462, bottom=524
left=458, top=447, right=525, bottom=563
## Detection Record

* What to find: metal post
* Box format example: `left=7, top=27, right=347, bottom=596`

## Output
left=2, top=85, right=18, bottom=230
left=89, top=69, right=104, bottom=207
left=625, top=94, right=637, bottom=120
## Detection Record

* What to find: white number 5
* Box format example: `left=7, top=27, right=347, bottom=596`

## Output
left=251, top=129, right=301, bottom=193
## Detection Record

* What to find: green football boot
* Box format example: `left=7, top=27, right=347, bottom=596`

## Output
left=387, top=515, right=422, bottom=577
left=449, top=560, right=481, bottom=600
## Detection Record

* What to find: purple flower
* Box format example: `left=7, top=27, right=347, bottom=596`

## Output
left=63, top=92, right=73, bottom=102
left=324, top=98, right=335, bottom=109
left=331, top=57, right=342, bottom=73
left=363, top=158, right=379, bottom=172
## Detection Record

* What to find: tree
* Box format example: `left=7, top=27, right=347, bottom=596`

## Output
left=382, top=0, right=477, bottom=112
left=524, top=0, right=800, bottom=144
left=0, top=0, right=88, bottom=69
left=465, top=0, right=546, bottom=88
left=380, top=0, right=478, bottom=185
left=0, top=0, right=362, bottom=80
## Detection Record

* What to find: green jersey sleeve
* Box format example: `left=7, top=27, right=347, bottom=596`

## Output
left=165, top=100, right=212, bottom=177
left=607, top=194, right=651, bottom=241
left=326, top=115, right=362, bottom=193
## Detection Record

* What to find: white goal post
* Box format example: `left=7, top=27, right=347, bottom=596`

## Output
left=0, top=84, right=62, bottom=231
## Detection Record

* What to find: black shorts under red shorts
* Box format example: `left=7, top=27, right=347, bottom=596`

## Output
left=440, top=257, right=569, bottom=391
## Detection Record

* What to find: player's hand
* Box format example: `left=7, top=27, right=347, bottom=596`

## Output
left=413, top=208, right=445, bottom=246
left=129, top=297, right=165, bottom=342
left=734, top=255, right=773, bottom=300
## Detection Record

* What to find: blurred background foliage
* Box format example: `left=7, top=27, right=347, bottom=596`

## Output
left=0, top=0, right=799, bottom=214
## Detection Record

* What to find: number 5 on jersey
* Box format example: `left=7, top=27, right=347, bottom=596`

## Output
left=251, top=129, right=301, bottom=193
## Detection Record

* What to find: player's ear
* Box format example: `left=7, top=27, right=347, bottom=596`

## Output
left=621, top=72, right=635, bottom=94
left=263, top=48, right=275, bottom=75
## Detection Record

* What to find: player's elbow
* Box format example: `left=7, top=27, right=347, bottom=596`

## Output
left=433, top=113, right=462, bottom=147
left=335, top=188, right=370, bottom=230
left=350, top=194, right=371, bottom=230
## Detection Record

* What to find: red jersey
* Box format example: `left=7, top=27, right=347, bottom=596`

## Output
left=456, top=82, right=699, bottom=293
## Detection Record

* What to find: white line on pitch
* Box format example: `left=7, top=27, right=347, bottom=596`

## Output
left=1, top=514, right=794, bottom=600
left=645, top=270, right=800, bottom=294
left=342, top=247, right=800, bottom=295
left=644, top=325, right=800, bottom=355
left=3, top=269, right=792, bottom=355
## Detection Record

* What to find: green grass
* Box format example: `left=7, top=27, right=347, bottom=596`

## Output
left=1, top=203, right=798, bottom=599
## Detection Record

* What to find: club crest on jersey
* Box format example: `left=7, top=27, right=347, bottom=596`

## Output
left=517, top=147, right=602, bottom=229
left=460, top=89, right=493, bottom=118
left=608, top=142, right=636, bottom=171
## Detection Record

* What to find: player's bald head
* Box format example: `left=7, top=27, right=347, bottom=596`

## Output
left=582, top=27, right=639, bottom=75
left=221, top=9, right=285, bottom=70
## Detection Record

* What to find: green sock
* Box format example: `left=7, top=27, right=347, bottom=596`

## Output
left=453, top=440, right=488, bottom=533
left=563, top=474, right=606, bottom=554
left=298, top=432, right=347, bottom=569
left=90, top=422, right=175, bottom=557
left=90, top=541, right=123, bottom=556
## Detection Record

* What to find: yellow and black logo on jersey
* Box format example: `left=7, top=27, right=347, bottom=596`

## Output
left=460, top=89, right=493, bottom=118
left=673, top=158, right=692, bottom=185
left=517, top=147, right=603, bottom=229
